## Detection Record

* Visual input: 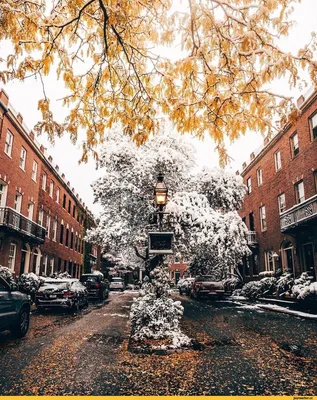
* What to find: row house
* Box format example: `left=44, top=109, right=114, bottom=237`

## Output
left=0, top=89, right=99, bottom=278
left=238, top=88, right=317, bottom=281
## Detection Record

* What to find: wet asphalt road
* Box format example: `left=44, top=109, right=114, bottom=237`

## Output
left=0, top=292, right=316, bottom=396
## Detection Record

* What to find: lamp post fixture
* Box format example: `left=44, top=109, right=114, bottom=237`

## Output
left=154, top=172, right=168, bottom=231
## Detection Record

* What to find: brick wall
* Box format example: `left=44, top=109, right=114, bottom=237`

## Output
left=239, top=91, right=317, bottom=277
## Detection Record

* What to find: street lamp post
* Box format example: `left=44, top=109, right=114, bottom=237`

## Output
left=154, top=172, right=168, bottom=231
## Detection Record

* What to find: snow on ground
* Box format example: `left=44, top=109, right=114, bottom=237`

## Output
left=103, top=313, right=128, bottom=318
left=257, top=304, right=317, bottom=320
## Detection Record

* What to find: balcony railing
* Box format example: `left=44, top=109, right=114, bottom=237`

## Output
left=247, top=231, right=257, bottom=245
left=0, top=207, right=46, bottom=243
left=280, top=194, right=317, bottom=232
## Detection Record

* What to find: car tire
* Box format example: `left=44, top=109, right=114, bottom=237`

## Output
left=10, top=308, right=30, bottom=338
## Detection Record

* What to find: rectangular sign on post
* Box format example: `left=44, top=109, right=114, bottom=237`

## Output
left=148, top=232, right=174, bottom=254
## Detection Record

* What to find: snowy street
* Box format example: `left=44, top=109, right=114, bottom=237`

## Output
left=0, top=291, right=315, bottom=396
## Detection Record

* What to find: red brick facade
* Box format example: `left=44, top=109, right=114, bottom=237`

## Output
left=0, top=89, right=99, bottom=278
left=238, top=90, right=317, bottom=280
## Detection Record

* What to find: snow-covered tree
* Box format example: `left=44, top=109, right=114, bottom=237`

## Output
left=86, top=123, right=250, bottom=279
left=87, top=123, right=250, bottom=346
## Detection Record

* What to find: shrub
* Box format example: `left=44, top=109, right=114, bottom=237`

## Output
left=0, top=265, right=15, bottom=284
left=18, top=273, right=40, bottom=295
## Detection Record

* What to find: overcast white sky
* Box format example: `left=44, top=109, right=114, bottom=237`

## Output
left=1, top=0, right=317, bottom=215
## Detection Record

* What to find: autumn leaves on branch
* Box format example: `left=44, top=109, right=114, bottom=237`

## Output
left=0, top=0, right=316, bottom=164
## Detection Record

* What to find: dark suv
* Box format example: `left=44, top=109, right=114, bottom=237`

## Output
left=80, top=274, right=109, bottom=301
left=0, top=276, right=31, bottom=337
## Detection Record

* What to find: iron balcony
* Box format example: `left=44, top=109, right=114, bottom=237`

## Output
left=280, top=194, right=317, bottom=232
left=0, top=207, right=46, bottom=243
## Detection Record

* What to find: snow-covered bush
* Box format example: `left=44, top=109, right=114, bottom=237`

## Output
left=130, top=265, right=191, bottom=348
left=0, top=266, right=15, bottom=284
left=291, top=273, right=316, bottom=301
left=276, top=273, right=294, bottom=297
left=260, top=277, right=277, bottom=296
left=240, top=281, right=266, bottom=300
left=18, top=273, right=40, bottom=295
left=222, top=277, right=242, bottom=293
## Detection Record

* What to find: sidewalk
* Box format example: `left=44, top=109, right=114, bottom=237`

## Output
left=231, top=295, right=317, bottom=320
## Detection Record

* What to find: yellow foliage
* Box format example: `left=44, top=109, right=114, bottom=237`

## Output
left=0, top=0, right=316, bottom=165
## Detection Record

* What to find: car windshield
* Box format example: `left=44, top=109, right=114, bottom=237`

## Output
left=112, top=278, right=123, bottom=282
left=195, top=276, right=215, bottom=282
left=40, top=281, right=70, bottom=290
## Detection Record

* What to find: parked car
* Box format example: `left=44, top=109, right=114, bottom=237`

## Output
left=109, top=277, right=125, bottom=291
left=35, top=278, right=88, bottom=311
left=178, top=277, right=195, bottom=295
left=0, top=276, right=31, bottom=338
left=190, top=275, right=225, bottom=300
left=80, top=274, right=109, bottom=301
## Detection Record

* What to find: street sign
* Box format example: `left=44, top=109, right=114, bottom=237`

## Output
left=148, top=232, right=174, bottom=254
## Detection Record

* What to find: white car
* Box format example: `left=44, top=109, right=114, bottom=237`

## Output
left=109, top=277, right=125, bottom=291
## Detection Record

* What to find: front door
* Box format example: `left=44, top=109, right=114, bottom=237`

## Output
left=303, top=243, right=315, bottom=278
left=285, top=248, right=294, bottom=274
left=20, top=251, right=26, bottom=276
left=175, top=271, right=180, bottom=285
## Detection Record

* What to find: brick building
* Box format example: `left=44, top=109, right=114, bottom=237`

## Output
left=0, top=89, right=100, bottom=277
left=238, top=88, right=317, bottom=281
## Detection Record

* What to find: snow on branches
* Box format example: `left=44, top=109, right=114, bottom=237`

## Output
left=86, top=123, right=250, bottom=278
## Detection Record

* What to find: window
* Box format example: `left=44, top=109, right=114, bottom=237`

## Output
left=60, top=223, right=64, bottom=244
left=290, top=133, right=299, bottom=157
left=65, top=226, right=69, bottom=247
left=8, top=243, right=16, bottom=272
left=75, top=233, right=78, bottom=252
left=259, top=205, right=267, bottom=231
left=63, top=194, right=66, bottom=209
left=72, top=205, right=76, bottom=218
left=274, top=150, right=282, bottom=171
left=32, top=160, right=38, bottom=182
left=43, top=255, right=48, bottom=276
left=49, top=257, right=55, bottom=275
left=38, top=209, right=44, bottom=226
left=49, top=181, right=54, bottom=198
left=310, top=113, right=317, bottom=140
left=27, top=202, right=34, bottom=220
left=4, top=130, right=13, bottom=157
left=257, top=168, right=263, bottom=186
left=246, top=177, right=252, bottom=194
left=68, top=200, right=71, bottom=213
left=295, top=180, right=305, bottom=204
left=14, top=193, right=22, bottom=213
left=42, top=173, right=47, bottom=191
left=70, top=230, right=74, bottom=249
left=45, top=215, right=51, bottom=238
left=278, top=193, right=286, bottom=214
left=264, top=250, right=274, bottom=272
left=52, top=219, right=57, bottom=241
left=56, top=188, right=60, bottom=203
left=39, top=210, right=44, bottom=226
left=314, top=170, right=317, bottom=193
left=0, top=181, right=8, bottom=207
left=19, top=147, right=27, bottom=170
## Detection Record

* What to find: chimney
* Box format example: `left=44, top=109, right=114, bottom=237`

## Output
left=0, top=89, right=9, bottom=107
left=250, top=152, right=255, bottom=161
left=61, top=173, right=65, bottom=179
left=235, top=170, right=240, bottom=176
left=29, top=131, right=35, bottom=141
left=297, top=95, right=305, bottom=109
left=67, top=181, right=70, bottom=186
left=17, top=113, right=23, bottom=124
left=242, top=162, right=247, bottom=170
left=40, top=144, right=45, bottom=153
left=48, top=155, right=53, bottom=163
left=55, top=165, right=59, bottom=172
left=264, top=137, right=270, bottom=146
